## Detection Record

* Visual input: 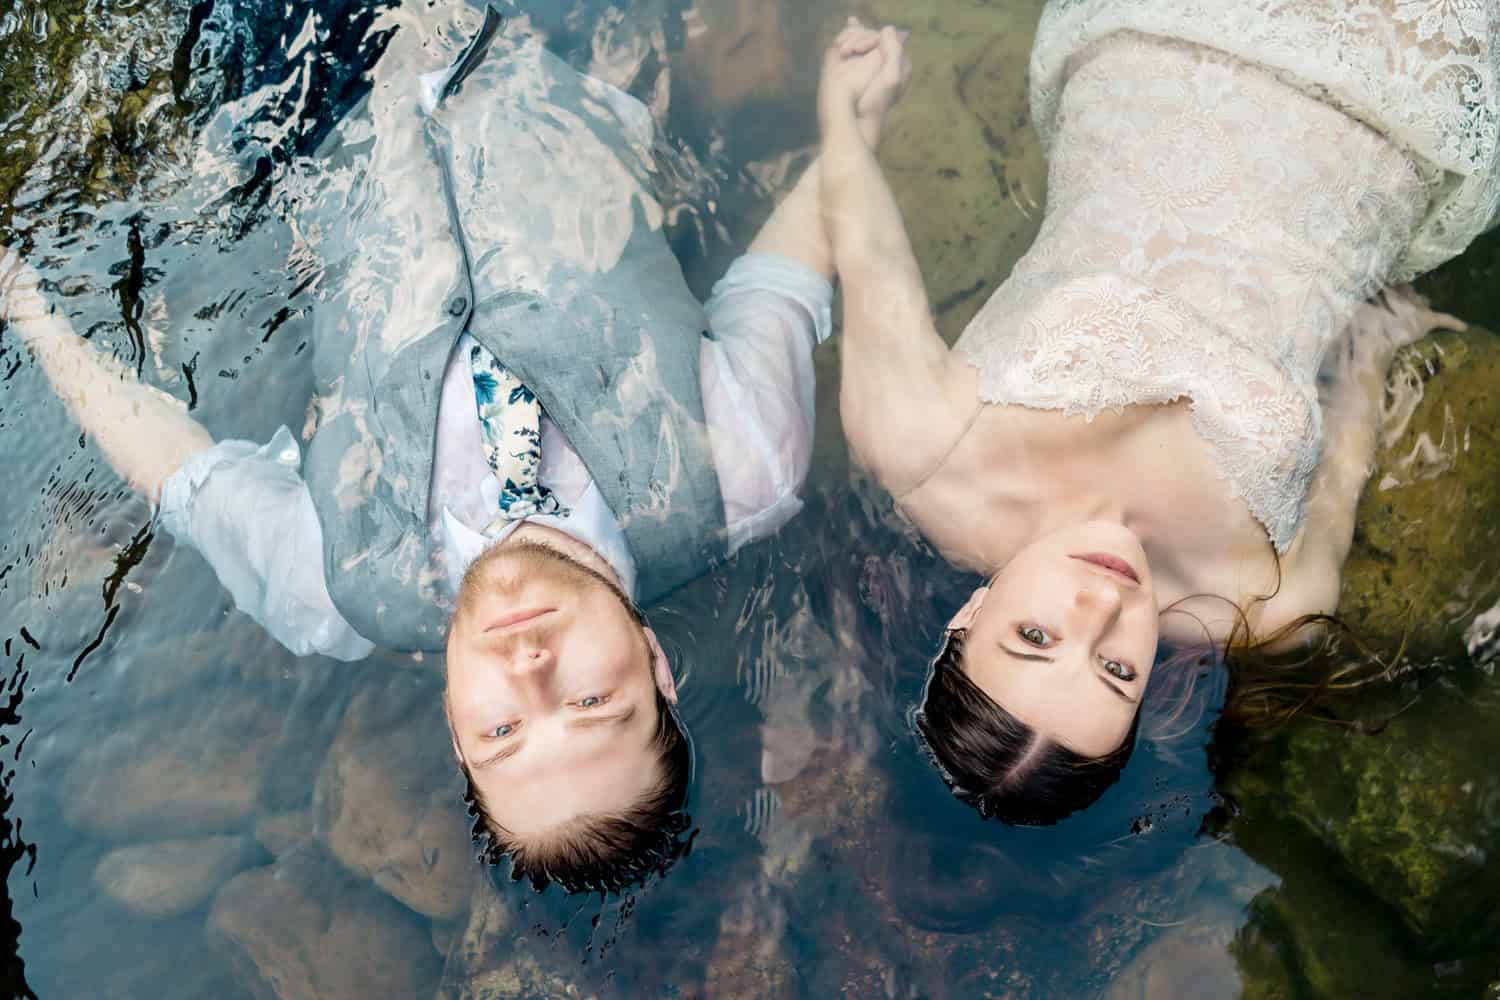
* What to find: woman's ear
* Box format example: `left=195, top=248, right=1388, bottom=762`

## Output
left=644, top=627, right=678, bottom=704
left=948, top=586, right=989, bottom=632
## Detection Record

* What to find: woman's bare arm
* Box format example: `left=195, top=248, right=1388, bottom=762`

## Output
left=1261, top=288, right=1462, bottom=635
left=818, top=27, right=971, bottom=495
left=1, top=247, right=215, bottom=503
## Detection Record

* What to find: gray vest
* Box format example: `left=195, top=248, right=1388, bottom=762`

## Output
left=300, top=8, right=727, bottom=651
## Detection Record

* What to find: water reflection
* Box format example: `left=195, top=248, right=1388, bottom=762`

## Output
left=3, top=0, right=1500, bottom=998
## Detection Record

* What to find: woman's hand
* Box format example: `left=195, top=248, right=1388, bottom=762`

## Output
left=819, top=17, right=912, bottom=149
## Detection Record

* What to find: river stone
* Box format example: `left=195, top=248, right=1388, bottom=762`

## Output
left=436, top=879, right=587, bottom=1000
left=1221, top=677, right=1500, bottom=959
left=62, top=694, right=280, bottom=839
left=1103, top=917, right=1240, bottom=1000
left=207, top=846, right=441, bottom=1000
left=93, top=835, right=253, bottom=918
left=312, top=674, right=473, bottom=921
left=1335, top=326, right=1500, bottom=657
left=254, top=810, right=314, bottom=859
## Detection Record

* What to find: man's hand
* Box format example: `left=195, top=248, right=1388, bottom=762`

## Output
left=0, top=244, right=47, bottom=326
left=819, top=17, right=912, bottom=149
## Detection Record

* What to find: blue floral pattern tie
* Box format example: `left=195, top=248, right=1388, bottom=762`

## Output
left=468, top=341, right=566, bottom=530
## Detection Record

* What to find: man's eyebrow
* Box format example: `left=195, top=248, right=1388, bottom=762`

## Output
left=567, top=704, right=636, bottom=730
left=474, top=739, right=523, bottom=770
left=1096, top=673, right=1138, bottom=704
left=1000, top=644, right=1054, bottom=664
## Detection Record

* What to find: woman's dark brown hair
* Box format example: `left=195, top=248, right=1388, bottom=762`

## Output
left=912, top=630, right=1140, bottom=826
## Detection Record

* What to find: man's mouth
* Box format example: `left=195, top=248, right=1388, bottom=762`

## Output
left=1070, top=553, right=1140, bottom=584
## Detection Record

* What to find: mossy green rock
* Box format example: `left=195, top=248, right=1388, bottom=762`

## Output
left=1337, top=325, right=1500, bottom=657
left=1222, top=676, right=1500, bottom=965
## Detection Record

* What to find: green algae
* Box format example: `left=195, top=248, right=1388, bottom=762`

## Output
left=0, top=0, right=192, bottom=233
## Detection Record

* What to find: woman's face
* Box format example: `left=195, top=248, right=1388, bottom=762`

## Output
left=952, top=521, right=1159, bottom=757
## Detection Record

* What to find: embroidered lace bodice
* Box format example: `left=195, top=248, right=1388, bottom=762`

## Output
left=957, top=3, right=1499, bottom=550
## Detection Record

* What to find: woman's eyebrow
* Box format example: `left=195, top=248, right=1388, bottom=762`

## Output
left=1000, top=644, right=1054, bottom=663
left=1095, top=673, right=1137, bottom=704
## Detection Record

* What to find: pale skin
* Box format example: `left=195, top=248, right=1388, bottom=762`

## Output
left=0, top=26, right=916, bottom=840
left=818, top=20, right=1462, bottom=756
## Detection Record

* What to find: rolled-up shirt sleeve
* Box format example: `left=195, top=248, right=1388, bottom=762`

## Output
left=157, top=426, right=376, bottom=661
left=701, top=252, right=833, bottom=554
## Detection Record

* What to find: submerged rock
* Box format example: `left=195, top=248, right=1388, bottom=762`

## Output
left=62, top=694, right=281, bottom=839
left=253, top=810, right=314, bottom=859
left=1102, top=916, right=1241, bottom=1000
left=93, top=835, right=254, bottom=918
left=1221, top=681, right=1500, bottom=960
left=207, top=846, right=442, bottom=1000
left=312, top=674, right=473, bottom=922
left=1338, top=325, right=1500, bottom=657
left=436, top=880, right=587, bottom=1000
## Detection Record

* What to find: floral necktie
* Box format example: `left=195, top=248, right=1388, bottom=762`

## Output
left=468, top=341, right=566, bottom=531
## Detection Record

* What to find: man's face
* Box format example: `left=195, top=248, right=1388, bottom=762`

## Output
left=445, top=541, right=677, bottom=835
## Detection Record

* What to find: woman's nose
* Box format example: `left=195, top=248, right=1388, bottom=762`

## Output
left=1074, top=579, right=1123, bottom=616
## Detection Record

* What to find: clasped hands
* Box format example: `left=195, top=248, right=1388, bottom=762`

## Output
left=819, top=16, right=914, bottom=151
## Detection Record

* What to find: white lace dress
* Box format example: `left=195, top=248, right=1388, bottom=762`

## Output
left=956, top=1, right=1499, bottom=550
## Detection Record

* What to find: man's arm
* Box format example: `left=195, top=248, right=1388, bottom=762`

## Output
left=1, top=247, right=214, bottom=503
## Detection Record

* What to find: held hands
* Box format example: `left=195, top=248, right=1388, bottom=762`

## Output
left=818, top=16, right=913, bottom=149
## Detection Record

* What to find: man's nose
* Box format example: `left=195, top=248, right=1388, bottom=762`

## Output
left=494, top=635, right=554, bottom=675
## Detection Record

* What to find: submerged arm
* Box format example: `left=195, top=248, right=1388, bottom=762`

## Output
left=1266, top=289, right=1462, bottom=632
left=1, top=248, right=214, bottom=503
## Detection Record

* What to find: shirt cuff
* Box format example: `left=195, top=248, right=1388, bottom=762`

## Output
left=158, top=427, right=303, bottom=544
left=706, top=252, right=835, bottom=345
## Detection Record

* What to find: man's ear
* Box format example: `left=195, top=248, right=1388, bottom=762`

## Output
left=948, top=586, right=989, bottom=632
left=442, top=693, right=464, bottom=765
left=644, top=628, right=677, bottom=705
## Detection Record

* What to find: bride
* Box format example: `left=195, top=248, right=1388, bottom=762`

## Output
left=818, top=6, right=1497, bottom=824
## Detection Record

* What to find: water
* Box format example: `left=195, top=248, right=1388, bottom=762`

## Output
left=2, top=0, right=1500, bottom=996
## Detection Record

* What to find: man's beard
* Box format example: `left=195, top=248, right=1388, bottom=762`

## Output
left=453, top=538, right=640, bottom=626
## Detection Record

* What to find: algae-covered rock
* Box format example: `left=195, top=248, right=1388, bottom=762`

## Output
left=1220, top=677, right=1500, bottom=969
left=1338, top=326, right=1500, bottom=657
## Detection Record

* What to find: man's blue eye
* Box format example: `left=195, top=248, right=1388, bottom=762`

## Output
left=489, top=723, right=514, bottom=738
left=578, top=695, right=603, bottom=708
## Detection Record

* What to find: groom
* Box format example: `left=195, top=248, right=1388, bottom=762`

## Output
left=1, top=8, right=911, bottom=893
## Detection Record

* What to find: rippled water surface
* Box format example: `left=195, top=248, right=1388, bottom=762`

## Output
left=3, top=0, right=1500, bottom=996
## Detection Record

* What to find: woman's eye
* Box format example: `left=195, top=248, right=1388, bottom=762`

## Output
left=578, top=695, right=603, bottom=709
left=1019, top=625, right=1051, bottom=647
left=488, top=722, right=515, bottom=738
left=1104, top=659, right=1137, bottom=682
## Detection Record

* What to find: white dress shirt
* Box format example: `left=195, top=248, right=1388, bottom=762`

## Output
left=159, top=252, right=832, bottom=661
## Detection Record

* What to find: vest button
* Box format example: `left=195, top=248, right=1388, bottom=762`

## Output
left=448, top=296, right=468, bottom=317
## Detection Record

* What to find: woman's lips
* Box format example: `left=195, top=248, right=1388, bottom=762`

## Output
left=1071, top=553, right=1141, bottom=584
left=483, top=607, right=555, bottom=632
